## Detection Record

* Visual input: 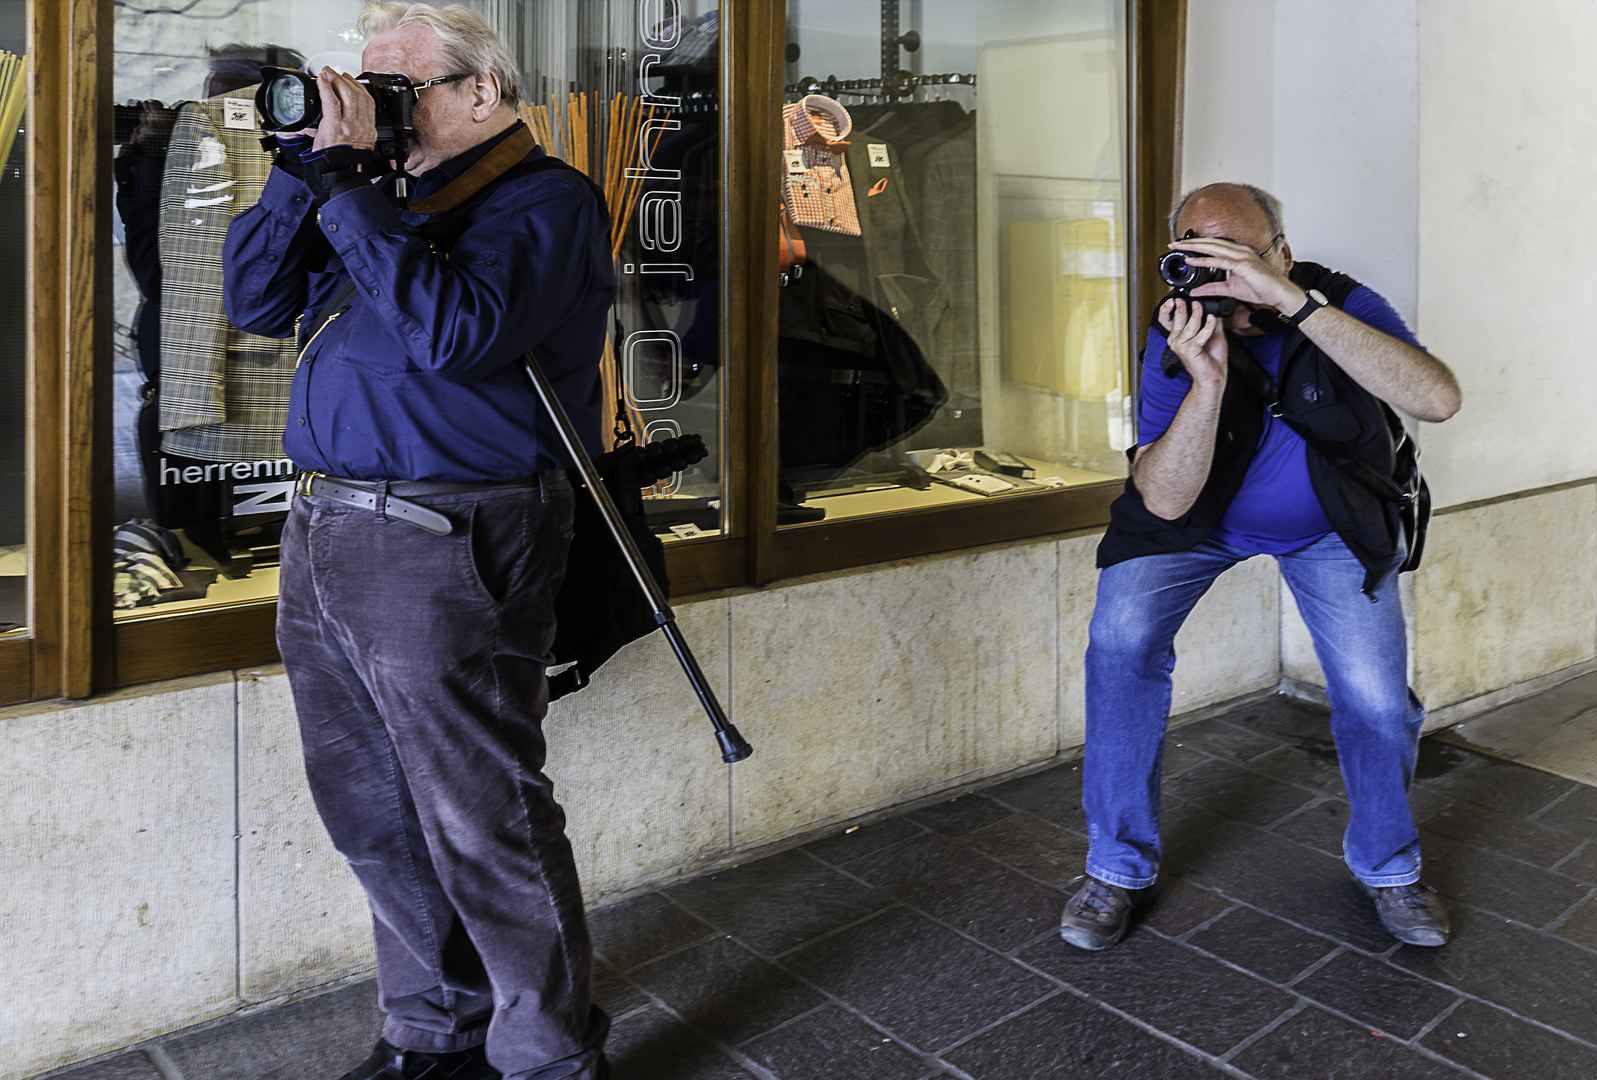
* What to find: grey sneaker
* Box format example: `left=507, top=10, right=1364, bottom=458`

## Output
left=1059, top=875, right=1157, bottom=951
left=1359, top=880, right=1450, bottom=947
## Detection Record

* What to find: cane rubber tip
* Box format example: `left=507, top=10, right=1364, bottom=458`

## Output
left=717, top=728, right=753, bottom=764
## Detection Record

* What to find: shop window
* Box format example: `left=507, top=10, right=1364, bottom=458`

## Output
left=773, top=0, right=1131, bottom=528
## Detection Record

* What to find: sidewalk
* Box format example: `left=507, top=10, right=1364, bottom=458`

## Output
left=46, top=687, right=1597, bottom=1080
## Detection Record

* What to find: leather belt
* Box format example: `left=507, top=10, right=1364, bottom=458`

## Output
left=295, top=471, right=566, bottom=536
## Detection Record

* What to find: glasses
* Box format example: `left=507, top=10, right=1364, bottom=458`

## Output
left=410, top=72, right=471, bottom=93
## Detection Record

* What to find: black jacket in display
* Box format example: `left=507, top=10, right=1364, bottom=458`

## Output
left=1097, top=262, right=1417, bottom=594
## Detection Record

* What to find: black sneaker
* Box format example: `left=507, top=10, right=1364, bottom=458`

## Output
left=1059, top=875, right=1158, bottom=951
left=338, top=1039, right=500, bottom=1080
left=1358, top=880, right=1450, bottom=947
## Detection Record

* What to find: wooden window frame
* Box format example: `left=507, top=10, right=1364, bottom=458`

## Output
left=0, top=0, right=1183, bottom=701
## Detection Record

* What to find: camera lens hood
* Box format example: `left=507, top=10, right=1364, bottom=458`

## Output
left=256, top=66, right=320, bottom=132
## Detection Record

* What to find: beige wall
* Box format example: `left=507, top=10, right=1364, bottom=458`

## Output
left=0, top=530, right=1281, bottom=1079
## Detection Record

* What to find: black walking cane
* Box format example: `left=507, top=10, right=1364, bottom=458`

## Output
left=524, top=355, right=753, bottom=764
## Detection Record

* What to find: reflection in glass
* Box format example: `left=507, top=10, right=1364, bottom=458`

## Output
left=1, top=3, right=27, bottom=637
left=778, top=0, right=1130, bottom=526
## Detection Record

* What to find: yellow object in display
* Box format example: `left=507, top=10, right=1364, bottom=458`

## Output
left=0, top=51, right=25, bottom=178
left=1005, top=215, right=1125, bottom=399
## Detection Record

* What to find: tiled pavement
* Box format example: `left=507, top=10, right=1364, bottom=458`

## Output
left=48, top=693, right=1597, bottom=1080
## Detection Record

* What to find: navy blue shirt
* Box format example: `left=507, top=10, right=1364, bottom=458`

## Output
left=1140, top=285, right=1424, bottom=554
left=223, top=123, right=616, bottom=482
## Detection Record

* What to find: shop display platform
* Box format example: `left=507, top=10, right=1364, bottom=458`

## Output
left=42, top=685, right=1597, bottom=1080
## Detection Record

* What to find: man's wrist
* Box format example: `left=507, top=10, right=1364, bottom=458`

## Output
left=1276, top=283, right=1308, bottom=316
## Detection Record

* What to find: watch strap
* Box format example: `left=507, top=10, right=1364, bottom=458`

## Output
left=1287, top=288, right=1327, bottom=326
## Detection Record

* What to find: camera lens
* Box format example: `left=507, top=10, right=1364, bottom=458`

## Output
left=1158, top=250, right=1196, bottom=288
left=255, top=67, right=320, bottom=131
left=268, top=79, right=305, bottom=126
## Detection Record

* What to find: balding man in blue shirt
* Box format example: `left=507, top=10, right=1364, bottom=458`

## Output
left=224, top=5, right=614, bottom=1079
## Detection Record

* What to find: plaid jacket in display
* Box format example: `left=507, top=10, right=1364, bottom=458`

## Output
left=158, top=91, right=295, bottom=461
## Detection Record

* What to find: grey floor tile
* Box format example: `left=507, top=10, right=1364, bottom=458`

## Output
left=43, top=1052, right=164, bottom=1080
left=1420, top=801, right=1586, bottom=868
left=1164, top=758, right=1318, bottom=827
left=983, top=763, right=1087, bottom=834
left=846, top=831, right=1064, bottom=950
left=1017, top=928, right=1291, bottom=1056
left=1553, top=841, right=1597, bottom=884
left=1291, top=951, right=1459, bottom=1039
left=1425, top=842, right=1591, bottom=927
left=1537, top=785, right=1597, bottom=840
left=1162, top=798, right=1229, bottom=852
left=1223, top=696, right=1338, bottom=746
left=739, top=1005, right=926, bottom=1080
left=588, top=892, right=716, bottom=972
left=160, top=981, right=381, bottom=1080
left=781, top=907, right=1051, bottom=1052
left=1229, top=1006, right=1465, bottom=1079
left=1553, top=896, right=1597, bottom=949
left=628, top=936, right=823, bottom=1046
left=803, top=816, right=925, bottom=868
left=663, top=849, right=894, bottom=956
left=961, top=812, right=1089, bottom=889
left=905, top=794, right=1014, bottom=837
left=1420, top=998, right=1597, bottom=1080
left=1167, top=717, right=1282, bottom=764
left=607, top=1005, right=757, bottom=1080
left=1162, top=738, right=1213, bottom=778
left=595, top=960, right=650, bottom=1017
left=941, top=992, right=1223, bottom=1079
left=1139, top=877, right=1234, bottom=937
left=1391, top=905, right=1597, bottom=1044
left=1245, top=744, right=1348, bottom=794
left=1414, top=749, right=1576, bottom=818
left=1162, top=819, right=1397, bottom=952
left=1270, top=798, right=1348, bottom=856
left=1186, top=907, right=1338, bottom=984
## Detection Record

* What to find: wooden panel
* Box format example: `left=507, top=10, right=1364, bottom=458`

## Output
left=1131, top=0, right=1188, bottom=340
left=113, top=604, right=279, bottom=687
left=764, top=483, right=1120, bottom=582
left=665, top=537, right=748, bottom=598
left=0, top=638, right=31, bottom=705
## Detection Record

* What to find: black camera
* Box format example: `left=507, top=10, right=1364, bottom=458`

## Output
left=255, top=66, right=420, bottom=165
left=1157, top=249, right=1228, bottom=293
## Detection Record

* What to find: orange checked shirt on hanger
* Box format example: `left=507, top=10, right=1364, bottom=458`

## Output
left=781, top=95, right=862, bottom=236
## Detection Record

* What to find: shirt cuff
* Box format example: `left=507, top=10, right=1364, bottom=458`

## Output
left=257, top=165, right=316, bottom=219
left=316, top=181, right=402, bottom=246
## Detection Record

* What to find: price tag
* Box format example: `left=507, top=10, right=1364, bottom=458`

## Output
left=223, top=98, right=255, bottom=130
left=783, top=149, right=807, bottom=176
left=868, top=143, right=891, bottom=168
left=669, top=523, right=706, bottom=539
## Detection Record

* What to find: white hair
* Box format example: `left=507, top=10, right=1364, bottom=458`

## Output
left=358, top=2, right=522, bottom=107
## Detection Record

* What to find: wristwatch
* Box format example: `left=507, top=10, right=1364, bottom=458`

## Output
left=1285, top=288, right=1328, bottom=326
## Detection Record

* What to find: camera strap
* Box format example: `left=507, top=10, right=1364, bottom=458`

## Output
left=405, top=124, right=539, bottom=216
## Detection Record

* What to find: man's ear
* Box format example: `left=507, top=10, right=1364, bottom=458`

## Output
left=471, top=72, right=501, bottom=121
left=1280, top=238, right=1294, bottom=272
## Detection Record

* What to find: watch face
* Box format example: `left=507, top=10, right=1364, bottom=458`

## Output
left=1309, top=289, right=1328, bottom=304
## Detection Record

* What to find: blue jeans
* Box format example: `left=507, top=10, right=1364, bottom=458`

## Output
left=1082, top=532, right=1425, bottom=890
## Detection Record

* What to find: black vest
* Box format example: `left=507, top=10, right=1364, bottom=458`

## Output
left=1097, top=262, right=1410, bottom=594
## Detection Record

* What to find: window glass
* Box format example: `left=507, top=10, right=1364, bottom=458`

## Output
left=777, top=0, right=1129, bottom=526
left=1, top=0, right=27, bottom=638
left=109, top=0, right=724, bottom=621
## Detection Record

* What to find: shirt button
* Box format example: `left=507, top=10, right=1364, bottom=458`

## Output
left=266, top=253, right=278, bottom=263
left=297, top=417, right=305, bottom=426
left=485, top=258, right=497, bottom=266
left=370, top=287, right=380, bottom=297
left=328, top=223, right=339, bottom=233
left=293, top=196, right=306, bottom=205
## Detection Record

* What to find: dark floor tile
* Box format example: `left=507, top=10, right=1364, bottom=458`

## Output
left=1420, top=800, right=1586, bottom=868
left=1246, top=744, right=1348, bottom=795
left=1164, top=758, right=1317, bottom=827
left=662, top=849, right=893, bottom=956
left=607, top=1004, right=757, bottom=1080
left=1553, top=896, right=1597, bottom=949
left=161, top=981, right=382, bottom=1080
left=1224, top=695, right=1337, bottom=745
left=1292, top=950, right=1459, bottom=1038
left=1163, top=820, right=1397, bottom=952
left=802, top=816, right=926, bottom=867
left=1230, top=1005, right=1465, bottom=1079
left=942, top=992, right=1223, bottom=1079
left=628, top=935, right=823, bottom=1046
left=961, top=813, right=1089, bottom=889
left=595, top=960, right=650, bottom=1017
left=589, top=892, right=715, bottom=971
left=1414, top=750, right=1575, bottom=818
left=1391, top=905, right=1597, bottom=1044
left=1421, top=997, right=1597, bottom=1080
left=1271, top=799, right=1348, bottom=856
left=1187, top=907, right=1337, bottom=984
left=44, top=1053, right=164, bottom=1080
left=983, top=763, right=1087, bottom=834
left=1425, top=842, right=1591, bottom=927
left=1016, top=928, right=1290, bottom=1056
left=740, top=1005, right=926, bottom=1079
left=848, top=831, right=1064, bottom=950
left=907, top=794, right=1014, bottom=837
left=1162, top=738, right=1212, bottom=778
left=1168, top=716, right=1282, bottom=764
left=1537, top=785, right=1597, bottom=840
left=1140, top=876, right=1234, bottom=937
left=1553, top=841, right=1597, bottom=884
left=781, top=906, right=1050, bottom=1051
left=1162, top=798, right=1229, bottom=851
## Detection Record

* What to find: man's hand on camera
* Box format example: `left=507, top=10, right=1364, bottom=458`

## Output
left=312, top=70, right=378, bottom=154
left=1172, top=236, right=1306, bottom=315
left=1159, top=297, right=1228, bottom=388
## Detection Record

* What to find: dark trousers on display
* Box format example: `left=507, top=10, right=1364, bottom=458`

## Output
left=276, top=478, right=608, bottom=1080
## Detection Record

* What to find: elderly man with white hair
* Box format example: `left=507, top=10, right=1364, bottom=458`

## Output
left=224, top=4, right=615, bottom=1078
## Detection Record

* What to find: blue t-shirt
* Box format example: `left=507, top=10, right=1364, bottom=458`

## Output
left=1139, top=286, right=1423, bottom=554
